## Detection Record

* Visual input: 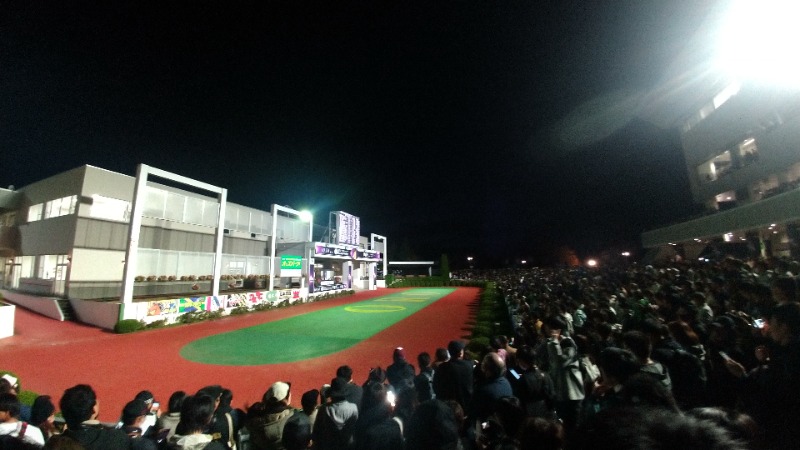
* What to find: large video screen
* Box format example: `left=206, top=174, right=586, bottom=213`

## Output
left=336, top=211, right=361, bottom=246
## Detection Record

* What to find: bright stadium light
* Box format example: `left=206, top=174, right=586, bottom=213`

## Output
left=586, top=259, right=598, bottom=267
left=714, top=0, right=800, bottom=89
left=299, top=210, right=313, bottom=222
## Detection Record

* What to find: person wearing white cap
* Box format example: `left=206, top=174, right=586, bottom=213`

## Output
left=244, top=381, right=293, bottom=450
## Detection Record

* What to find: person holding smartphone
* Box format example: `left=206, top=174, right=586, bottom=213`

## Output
left=723, top=303, right=800, bottom=449
left=542, top=316, right=584, bottom=433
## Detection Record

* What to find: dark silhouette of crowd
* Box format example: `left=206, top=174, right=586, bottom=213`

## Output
left=2, top=256, right=799, bottom=449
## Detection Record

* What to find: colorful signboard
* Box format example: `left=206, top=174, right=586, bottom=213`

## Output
left=280, top=255, right=303, bottom=277
left=313, top=243, right=381, bottom=261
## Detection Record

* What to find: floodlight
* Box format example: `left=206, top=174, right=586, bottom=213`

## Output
left=714, top=0, right=800, bottom=89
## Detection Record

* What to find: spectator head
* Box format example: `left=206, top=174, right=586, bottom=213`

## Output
left=0, top=375, right=19, bottom=394
left=596, top=347, right=639, bottom=385
left=366, top=367, right=386, bottom=385
left=328, top=377, right=349, bottom=401
left=515, top=345, right=536, bottom=369
left=393, top=347, right=407, bottom=363
left=40, top=435, right=85, bottom=449
left=263, top=382, right=291, bottom=406
left=769, top=302, right=800, bottom=345
left=448, top=340, right=465, bottom=359
left=167, top=391, right=186, bottom=414
left=60, top=384, right=98, bottom=429
left=196, top=385, right=223, bottom=413
left=435, top=347, right=450, bottom=363
left=481, top=352, right=506, bottom=380
left=517, top=417, right=565, bottom=450
left=418, top=352, right=432, bottom=369
left=121, top=399, right=149, bottom=427
left=134, top=390, right=154, bottom=408
left=300, top=389, right=319, bottom=415
left=361, top=381, right=389, bottom=413
left=572, top=407, right=747, bottom=450
left=543, top=316, right=567, bottom=335
left=771, top=276, right=797, bottom=303
left=30, top=395, right=56, bottom=427
left=621, top=373, right=679, bottom=412
left=405, top=400, right=461, bottom=450
left=336, top=365, right=354, bottom=381
left=687, top=407, right=760, bottom=445
left=178, top=394, right=216, bottom=434
left=622, top=331, right=652, bottom=362
left=0, top=393, right=21, bottom=421
left=669, top=320, right=700, bottom=346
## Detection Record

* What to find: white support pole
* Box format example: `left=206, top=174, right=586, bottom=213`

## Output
left=268, top=204, right=312, bottom=293
left=213, top=189, right=227, bottom=297
left=269, top=204, right=278, bottom=292
left=120, top=164, right=150, bottom=320
left=370, top=233, right=387, bottom=277
left=120, top=164, right=226, bottom=320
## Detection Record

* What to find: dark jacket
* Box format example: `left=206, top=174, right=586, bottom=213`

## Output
left=432, top=359, right=474, bottom=409
left=471, top=375, right=513, bottom=422
left=63, top=423, right=132, bottom=450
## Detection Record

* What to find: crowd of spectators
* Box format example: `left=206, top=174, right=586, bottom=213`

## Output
left=1, top=256, right=799, bottom=449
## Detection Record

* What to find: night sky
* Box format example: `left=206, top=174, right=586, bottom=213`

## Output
left=1, top=1, right=716, bottom=266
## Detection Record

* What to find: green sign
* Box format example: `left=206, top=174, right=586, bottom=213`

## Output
left=280, top=255, right=302, bottom=276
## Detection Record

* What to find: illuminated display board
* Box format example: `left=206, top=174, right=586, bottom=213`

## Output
left=335, top=211, right=361, bottom=246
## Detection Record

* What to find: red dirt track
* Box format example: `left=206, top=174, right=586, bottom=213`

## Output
left=1, top=287, right=479, bottom=421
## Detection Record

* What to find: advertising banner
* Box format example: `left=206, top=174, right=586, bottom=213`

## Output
left=280, top=255, right=303, bottom=277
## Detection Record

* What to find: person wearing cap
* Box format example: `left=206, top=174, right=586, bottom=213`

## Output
left=312, top=377, right=358, bottom=450
left=0, top=392, right=46, bottom=447
left=0, top=375, right=31, bottom=422
left=245, top=381, right=294, bottom=450
left=432, top=340, right=474, bottom=410
left=120, top=399, right=158, bottom=450
left=134, top=390, right=159, bottom=436
left=386, top=347, right=415, bottom=393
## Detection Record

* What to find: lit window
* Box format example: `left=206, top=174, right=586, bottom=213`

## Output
left=43, top=195, right=77, bottom=219
left=90, top=195, right=131, bottom=222
left=27, top=203, right=43, bottom=222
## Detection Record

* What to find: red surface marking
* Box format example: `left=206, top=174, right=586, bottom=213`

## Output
left=1, top=287, right=478, bottom=420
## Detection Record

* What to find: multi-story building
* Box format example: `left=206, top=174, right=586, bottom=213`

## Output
left=641, top=4, right=800, bottom=261
left=0, top=164, right=384, bottom=327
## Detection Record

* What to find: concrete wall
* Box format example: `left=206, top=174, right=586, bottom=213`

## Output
left=0, top=290, right=63, bottom=320
left=70, top=299, right=121, bottom=330
left=0, top=303, right=14, bottom=339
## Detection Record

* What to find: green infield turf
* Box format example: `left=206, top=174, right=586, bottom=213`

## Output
left=179, top=288, right=455, bottom=365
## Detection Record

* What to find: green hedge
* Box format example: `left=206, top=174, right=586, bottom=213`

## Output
left=387, top=277, right=487, bottom=288
left=114, top=319, right=144, bottom=334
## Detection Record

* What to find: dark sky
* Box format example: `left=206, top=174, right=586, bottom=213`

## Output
left=1, top=1, right=715, bottom=266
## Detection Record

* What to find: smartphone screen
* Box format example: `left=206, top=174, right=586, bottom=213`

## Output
left=509, top=368, right=521, bottom=380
